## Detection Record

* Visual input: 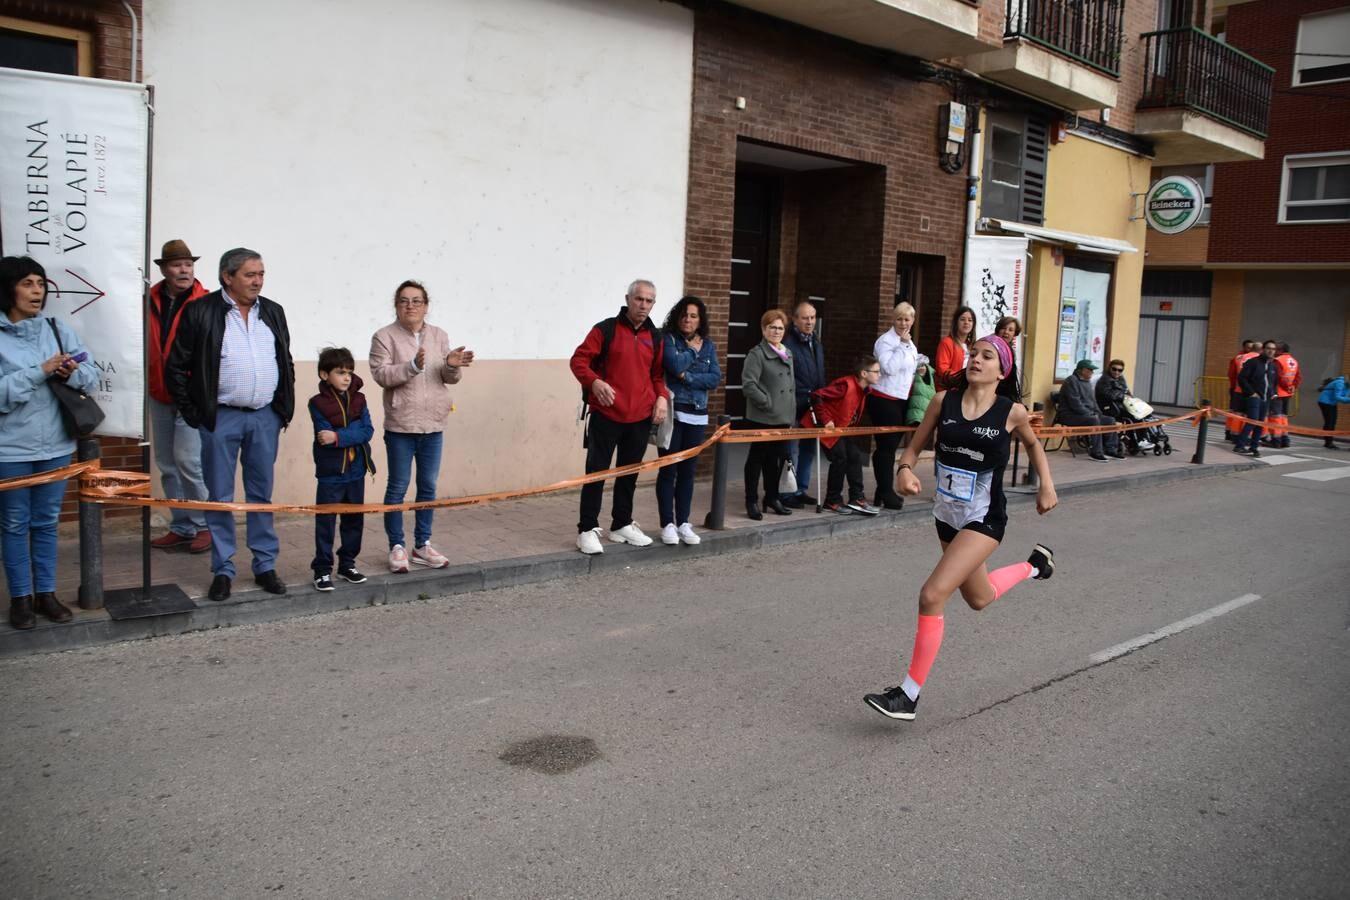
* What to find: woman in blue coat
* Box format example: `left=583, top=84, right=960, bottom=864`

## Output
left=1318, top=375, right=1350, bottom=449
left=656, top=296, right=721, bottom=545
left=0, top=256, right=99, bottom=630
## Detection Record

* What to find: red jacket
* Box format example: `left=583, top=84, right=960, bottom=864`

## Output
left=800, top=374, right=867, bottom=449
left=147, top=278, right=209, bottom=404
left=570, top=308, right=665, bottom=424
left=935, top=335, right=968, bottom=390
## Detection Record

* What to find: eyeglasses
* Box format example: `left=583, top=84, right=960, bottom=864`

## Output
left=865, top=368, right=881, bottom=375
left=396, top=298, right=426, bottom=307
left=765, top=324, right=785, bottom=330
left=1109, top=367, right=1124, bottom=373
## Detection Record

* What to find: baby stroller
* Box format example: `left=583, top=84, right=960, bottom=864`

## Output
left=1117, top=396, right=1172, bottom=456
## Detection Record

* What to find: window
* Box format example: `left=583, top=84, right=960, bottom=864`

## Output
left=1053, top=259, right=1113, bottom=382
left=1280, top=153, right=1350, bottom=224
left=981, top=111, right=1048, bottom=225
left=1156, top=164, right=1213, bottom=225
left=1294, top=8, right=1350, bottom=86
left=0, top=16, right=92, bottom=76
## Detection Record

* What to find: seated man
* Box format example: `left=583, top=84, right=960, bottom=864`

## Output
left=1095, top=359, right=1153, bottom=451
left=1058, top=359, right=1122, bottom=461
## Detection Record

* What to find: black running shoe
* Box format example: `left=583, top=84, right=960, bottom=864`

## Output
left=864, top=686, right=918, bottom=721
left=338, top=566, right=368, bottom=584
left=1028, top=544, right=1054, bottom=580
left=313, top=573, right=335, bottom=592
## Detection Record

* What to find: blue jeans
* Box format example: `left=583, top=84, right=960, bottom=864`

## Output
left=149, top=397, right=207, bottom=535
left=199, top=407, right=282, bottom=579
left=384, top=431, right=443, bottom=549
left=1236, top=396, right=1268, bottom=451
left=0, top=454, right=71, bottom=598
left=655, top=420, right=707, bottom=527
left=312, top=478, right=365, bottom=575
left=786, top=438, right=817, bottom=497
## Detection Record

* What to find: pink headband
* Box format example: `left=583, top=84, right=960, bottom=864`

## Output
left=976, top=334, right=1013, bottom=379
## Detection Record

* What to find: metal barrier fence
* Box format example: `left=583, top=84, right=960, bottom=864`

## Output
left=1194, top=376, right=1299, bottom=416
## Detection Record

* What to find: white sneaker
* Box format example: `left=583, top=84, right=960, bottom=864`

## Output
left=576, top=527, right=605, bottom=555
left=609, top=521, right=652, bottom=547
left=411, top=542, right=450, bottom=569
left=660, top=523, right=680, bottom=545
left=388, top=544, right=410, bottom=574
left=677, top=522, right=701, bottom=545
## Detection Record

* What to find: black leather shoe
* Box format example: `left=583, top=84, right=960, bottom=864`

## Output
left=34, top=592, right=73, bottom=623
left=781, top=494, right=804, bottom=508
left=878, top=492, right=905, bottom=510
left=746, top=501, right=763, bottom=521
left=799, top=494, right=818, bottom=506
left=765, top=498, right=793, bottom=516
left=208, top=574, right=231, bottom=602
left=254, top=570, right=287, bottom=595
left=8, top=595, right=35, bottom=630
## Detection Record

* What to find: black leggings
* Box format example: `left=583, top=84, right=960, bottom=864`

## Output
left=867, top=394, right=908, bottom=500
left=739, top=419, right=788, bottom=503
left=1321, top=403, right=1338, bottom=444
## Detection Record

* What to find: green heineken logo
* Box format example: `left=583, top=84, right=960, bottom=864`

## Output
left=1145, top=175, right=1205, bottom=235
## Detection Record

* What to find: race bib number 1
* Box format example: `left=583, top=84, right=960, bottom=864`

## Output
left=935, top=461, right=977, bottom=502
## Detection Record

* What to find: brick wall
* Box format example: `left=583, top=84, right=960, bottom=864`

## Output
left=1207, top=0, right=1350, bottom=265
left=684, top=2, right=970, bottom=419
left=1, top=0, right=144, bottom=521
left=1205, top=270, right=1245, bottom=378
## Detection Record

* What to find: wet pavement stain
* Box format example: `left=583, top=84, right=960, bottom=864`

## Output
left=499, top=735, right=602, bottom=775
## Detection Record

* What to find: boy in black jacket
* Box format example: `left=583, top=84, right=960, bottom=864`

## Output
left=310, top=347, right=376, bottom=591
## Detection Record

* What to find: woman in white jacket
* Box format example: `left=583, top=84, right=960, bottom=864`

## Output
left=868, top=301, right=919, bottom=509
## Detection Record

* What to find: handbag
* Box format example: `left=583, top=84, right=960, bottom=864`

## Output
left=649, top=389, right=675, bottom=450
left=778, top=457, right=798, bottom=495
left=46, top=318, right=105, bottom=437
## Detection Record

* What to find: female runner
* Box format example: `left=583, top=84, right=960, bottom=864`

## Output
left=864, top=334, right=1057, bottom=721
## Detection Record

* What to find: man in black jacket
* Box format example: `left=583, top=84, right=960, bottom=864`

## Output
left=782, top=300, right=825, bottom=506
left=1234, top=340, right=1280, bottom=457
left=166, top=248, right=295, bottom=601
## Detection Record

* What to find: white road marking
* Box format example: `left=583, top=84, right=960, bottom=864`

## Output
left=1090, top=594, right=1264, bottom=664
left=1283, top=466, right=1350, bottom=482
left=1254, top=454, right=1313, bottom=466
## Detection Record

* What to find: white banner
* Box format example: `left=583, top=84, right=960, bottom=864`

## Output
left=0, top=67, right=148, bottom=439
left=962, top=234, right=1028, bottom=340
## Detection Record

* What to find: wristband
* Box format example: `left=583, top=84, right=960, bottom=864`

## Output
left=897, top=463, right=912, bottom=471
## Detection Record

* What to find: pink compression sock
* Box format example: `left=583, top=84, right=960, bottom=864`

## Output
left=988, top=561, right=1035, bottom=601
left=905, top=614, right=945, bottom=690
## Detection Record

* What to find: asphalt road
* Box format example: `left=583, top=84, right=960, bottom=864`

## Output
left=3, top=453, right=1348, bottom=899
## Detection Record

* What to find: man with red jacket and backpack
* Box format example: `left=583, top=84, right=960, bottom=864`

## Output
left=147, top=240, right=211, bottom=553
left=569, top=279, right=668, bottom=554
left=802, top=354, right=882, bottom=516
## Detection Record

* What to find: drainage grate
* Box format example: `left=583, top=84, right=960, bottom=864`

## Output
left=499, top=735, right=602, bottom=775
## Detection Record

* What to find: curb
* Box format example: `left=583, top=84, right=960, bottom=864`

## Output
left=0, top=460, right=1261, bottom=660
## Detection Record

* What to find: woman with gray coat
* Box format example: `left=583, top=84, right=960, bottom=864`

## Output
left=740, top=309, right=795, bottom=519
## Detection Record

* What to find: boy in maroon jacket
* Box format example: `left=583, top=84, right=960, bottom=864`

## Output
left=802, top=354, right=882, bottom=515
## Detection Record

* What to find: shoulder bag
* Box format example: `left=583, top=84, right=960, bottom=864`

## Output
left=46, top=318, right=105, bottom=437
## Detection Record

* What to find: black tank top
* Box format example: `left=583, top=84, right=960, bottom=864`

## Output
left=935, top=390, right=1014, bottom=474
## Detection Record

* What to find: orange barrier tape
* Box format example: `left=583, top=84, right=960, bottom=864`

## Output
left=74, top=424, right=734, bottom=514
left=1034, top=409, right=1204, bottom=439
left=721, top=424, right=915, bottom=442
left=1218, top=409, right=1350, bottom=438
left=0, top=459, right=101, bottom=492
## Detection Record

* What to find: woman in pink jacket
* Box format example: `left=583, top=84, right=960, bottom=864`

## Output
left=369, top=280, right=474, bottom=573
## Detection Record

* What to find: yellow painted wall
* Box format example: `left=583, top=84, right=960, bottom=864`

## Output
left=1019, top=133, right=1152, bottom=407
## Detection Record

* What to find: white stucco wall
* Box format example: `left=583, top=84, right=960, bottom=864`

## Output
left=143, top=0, right=694, bottom=360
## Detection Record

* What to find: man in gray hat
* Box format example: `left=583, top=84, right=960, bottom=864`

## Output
left=147, top=239, right=212, bottom=553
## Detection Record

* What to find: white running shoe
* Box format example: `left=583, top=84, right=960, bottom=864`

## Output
left=388, top=544, right=410, bottom=574
left=677, top=522, right=701, bottom=545
left=660, top=523, right=680, bottom=545
left=609, top=521, right=653, bottom=547
left=412, top=542, right=450, bottom=569
left=576, top=527, right=605, bottom=555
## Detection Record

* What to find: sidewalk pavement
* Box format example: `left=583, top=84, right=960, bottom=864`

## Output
left=4, top=419, right=1270, bottom=657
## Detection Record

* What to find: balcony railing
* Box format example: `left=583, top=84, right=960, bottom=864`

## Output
left=1139, top=27, right=1274, bottom=138
left=1004, top=0, right=1125, bottom=76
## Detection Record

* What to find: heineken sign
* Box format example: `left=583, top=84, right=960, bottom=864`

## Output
left=1144, top=174, right=1206, bottom=235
